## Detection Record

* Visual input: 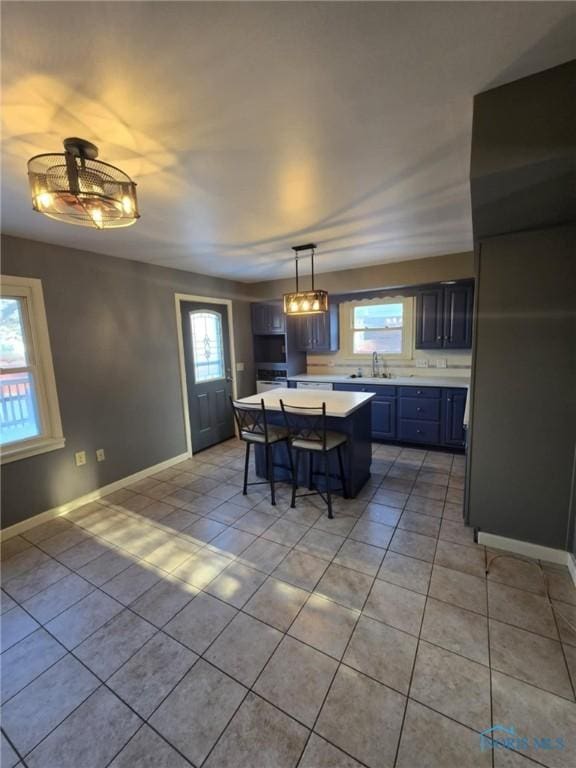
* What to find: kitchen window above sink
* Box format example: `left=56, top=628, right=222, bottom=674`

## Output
left=344, top=296, right=414, bottom=361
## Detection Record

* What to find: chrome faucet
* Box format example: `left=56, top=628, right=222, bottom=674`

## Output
left=372, top=351, right=380, bottom=378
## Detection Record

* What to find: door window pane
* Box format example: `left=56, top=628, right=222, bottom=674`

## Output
left=0, top=298, right=28, bottom=367
left=190, top=311, right=225, bottom=382
left=0, top=372, right=41, bottom=445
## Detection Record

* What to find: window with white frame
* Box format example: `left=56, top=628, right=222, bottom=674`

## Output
left=0, top=276, right=64, bottom=463
left=346, top=297, right=413, bottom=359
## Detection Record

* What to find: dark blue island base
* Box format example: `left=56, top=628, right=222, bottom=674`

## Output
left=253, top=401, right=373, bottom=498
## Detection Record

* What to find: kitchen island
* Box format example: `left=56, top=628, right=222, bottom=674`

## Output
left=235, top=387, right=374, bottom=497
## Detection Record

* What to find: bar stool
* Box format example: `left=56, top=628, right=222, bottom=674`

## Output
left=279, top=399, right=348, bottom=519
left=230, top=398, right=293, bottom=506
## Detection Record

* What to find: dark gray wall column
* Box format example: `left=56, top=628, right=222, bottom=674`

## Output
left=467, top=225, right=576, bottom=549
left=466, top=60, right=576, bottom=552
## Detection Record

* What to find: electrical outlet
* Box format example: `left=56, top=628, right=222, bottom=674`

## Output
left=415, top=359, right=429, bottom=368
left=435, top=358, right=447, bottom=368
left=96, top=448, right=106, bottom=462
left=75, top=451, right=86, bottom=467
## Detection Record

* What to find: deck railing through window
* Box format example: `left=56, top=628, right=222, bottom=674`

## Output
left=0, top=373, right=39, bottom=444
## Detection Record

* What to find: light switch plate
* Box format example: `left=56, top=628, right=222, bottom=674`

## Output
left=415, top=359, right=429, bottom=368
left=436, top=358, right=447, bottom=368
left=96, top=448, right=106, bottom=462
left=75, top=451, right=86, bottom=467
left=236, top=362, right=245, bottom=372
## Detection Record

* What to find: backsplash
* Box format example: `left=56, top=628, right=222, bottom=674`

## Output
left=307, top=348, right=472, bottom=379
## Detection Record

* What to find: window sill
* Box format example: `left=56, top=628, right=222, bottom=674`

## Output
left=1, top=436, right=66, bottom=465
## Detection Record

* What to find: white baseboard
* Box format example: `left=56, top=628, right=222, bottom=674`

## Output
left=0, top=451, right=190, bottom=541
left=478, top=531, right=576, bottom=588
left=568, top=554, right=576, bottom=590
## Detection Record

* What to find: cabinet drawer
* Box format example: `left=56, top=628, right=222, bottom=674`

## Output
left=335, top=383, right=397, bottom=397
left=399, top=397, right=441, bottom=421
left=399, top=386, right=441, bottom=399
left=398, top=419, right=440, bottom=444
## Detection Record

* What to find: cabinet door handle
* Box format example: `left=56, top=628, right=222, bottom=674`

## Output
left=417, top=429, right=423, bottom=434
left=436, top=335, right=442, bottom=340
left=447, top=398, right=452, bottom=403
left=417, top=390, right=422, bottom=395
left=417, top=407, right=422, bottom=412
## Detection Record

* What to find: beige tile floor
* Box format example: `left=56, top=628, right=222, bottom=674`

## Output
left=1, top=439, right=575, bottom=768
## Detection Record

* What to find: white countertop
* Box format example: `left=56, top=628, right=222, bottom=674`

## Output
left=286, top=374, right=471, bottom=427
left=287, top=373, right=470, bottom=388
left=237, top=387, right=374, bottom=418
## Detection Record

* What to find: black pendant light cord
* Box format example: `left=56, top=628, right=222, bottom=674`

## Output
left=311, top=247, right=315, bottom=292
left=292, top=243, right=317, bottom=293
left=295, top=253, right=299, bottom=293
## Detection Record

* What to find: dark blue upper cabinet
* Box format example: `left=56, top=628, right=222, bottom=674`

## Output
left=443, top=283, right=474, bottom=349
left=443, top=388, right=467, bottom=447
left=292, top=305, right=339, bottom=352
left=415, top=282, right=474, bottom=350
left=252, top=303, right=285, bottom=335
left=415, top=288, right=444, bottom=348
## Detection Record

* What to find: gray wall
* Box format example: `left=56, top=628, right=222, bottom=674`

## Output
left=470, top=59, right=575, bottom=240
left=466, top=60, right=576, bottom=553
left=467, top=225, right=576, bottom=549
left=1, top=235, right=255, bottom=528
left=250, top=251, right=474, bottom=300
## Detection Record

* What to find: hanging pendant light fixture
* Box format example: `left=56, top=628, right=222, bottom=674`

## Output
left=283, top=243, right=329, bottom=315
left=27, top=137, right=139, bottom=229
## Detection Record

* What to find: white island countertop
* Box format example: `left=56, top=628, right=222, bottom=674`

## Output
left=237, top=387, right=374, bottom=418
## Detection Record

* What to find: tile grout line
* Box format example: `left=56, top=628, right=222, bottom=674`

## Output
left=185, top=448, right=408, bottom=767
left=1, top=725, right=29, bottom=768
left=485, top=545, right=495, bottom=768
left=541, top=561, right=576, bottom=702
left=7, top=564, right=573, bottom=729
left=4, top=444, right=574, bottom=766
left=8, top=520, right=572, bottom=695
left=8, top=594, right=203, bottom=767
left=291, top=510, right=385, bottom=768
left=392, top=495, right=440, bottom=768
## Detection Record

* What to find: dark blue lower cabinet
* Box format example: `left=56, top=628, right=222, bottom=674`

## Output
left=443, top=389, right=467, bottom=447
left=291, top=381, right=466, bottom=448
left=399, top=397, right=441, bottom=421
left=372, top=397, right=396, bottom=440
left=398, top=419, right=441, bottom=444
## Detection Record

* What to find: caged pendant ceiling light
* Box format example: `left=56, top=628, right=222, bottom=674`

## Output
left=283, top=243, right=329, bottom=316
left=27, top=137, right=139, bottom=229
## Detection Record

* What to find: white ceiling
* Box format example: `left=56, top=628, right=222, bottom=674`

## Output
left=1, top=2, right=574, bottom=282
